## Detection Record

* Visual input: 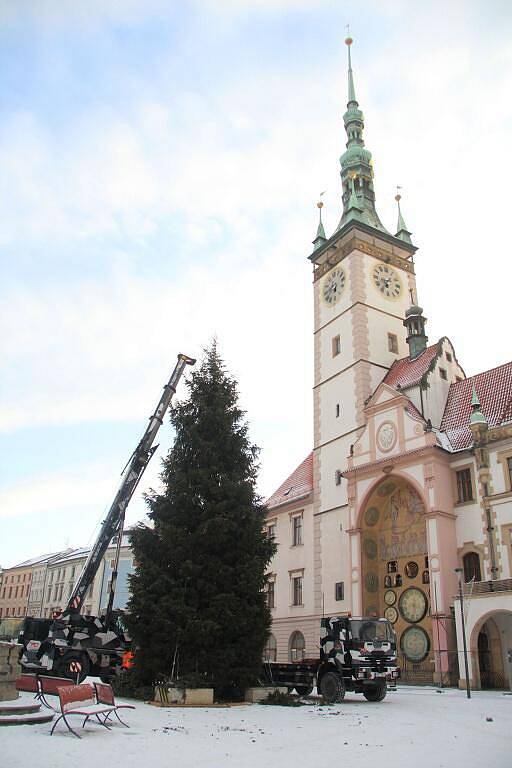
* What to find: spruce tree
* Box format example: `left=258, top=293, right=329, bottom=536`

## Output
left=126, top=342, right=275, bottom=698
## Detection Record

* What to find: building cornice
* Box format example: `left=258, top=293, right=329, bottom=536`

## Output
left=309, top=225, right=417, bottom=280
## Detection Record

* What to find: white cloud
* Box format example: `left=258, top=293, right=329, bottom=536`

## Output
left=1, top=1, right=511, bottom=560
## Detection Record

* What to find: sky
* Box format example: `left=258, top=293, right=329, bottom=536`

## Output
left=1, top=0, right=511, bottom=568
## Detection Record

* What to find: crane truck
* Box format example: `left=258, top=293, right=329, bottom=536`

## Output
left=18, top=354, right=195, bottom=682
left=263, top=616, right=400, bottom=703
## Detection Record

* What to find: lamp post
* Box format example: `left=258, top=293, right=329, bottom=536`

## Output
left=455, top=567, right=471, bottom=699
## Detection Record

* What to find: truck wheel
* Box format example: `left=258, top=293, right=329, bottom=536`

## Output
left=55, top=652, right=90, bottom=683
left=363, top=681, right=387, bottom=702
left=295, top=685, right=314, bottom=696
left=319, top=671, right=345, bottom=703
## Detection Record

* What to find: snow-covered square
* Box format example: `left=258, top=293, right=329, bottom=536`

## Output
left=2, top=686, right=510, bottom=768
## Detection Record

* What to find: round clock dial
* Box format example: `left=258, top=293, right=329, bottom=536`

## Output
left=400, top=626, right=430, bottom=662
left=322, top=267, right=346, bottom=306
left=398, top=587, right=428, bottom=624
left=384, top=606, right=398, bottom=624
left=384, top=590, right=396, bottom=607
left=372, top=263, right=402, bottom=299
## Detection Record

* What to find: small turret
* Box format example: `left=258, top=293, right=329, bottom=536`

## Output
left=404, top=298, right=428, bottom=359
left=469, top=381, right=488, bottom=447
left=469, top=382, right=487, bottom=427
left=312, top=199, right=327, bottom=251
left=395, top=189, right=413, bottom=244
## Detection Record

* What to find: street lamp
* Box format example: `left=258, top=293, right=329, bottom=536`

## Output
left=455, top=567, right=471, bottom=699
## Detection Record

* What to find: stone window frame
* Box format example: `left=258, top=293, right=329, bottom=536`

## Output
left=500, top=524, right=512, bottom=577
left=462, top=551, right=482, bottom=582
left=290, top=511, right=304, bottom=547
left=265, top=573, right=276, bottom=610
left=289, top=568, right=304, bottom=607
left=457, top=541, right=486, bottom=581
left=387, top=332, right=398, bottom=354
left=452, top=462, right=477, bottom=506
left=496, top=449, right=512, bottom=493
left=265, top=517, right=277, bottom=543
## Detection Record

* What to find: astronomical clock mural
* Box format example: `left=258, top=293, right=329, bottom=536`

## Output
left=361, top=478, right=432, bottom=667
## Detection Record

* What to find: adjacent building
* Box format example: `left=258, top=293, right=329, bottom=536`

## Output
left=1, top=530, right=136, bottom=627
left=265, top=38, right=512, bottom=689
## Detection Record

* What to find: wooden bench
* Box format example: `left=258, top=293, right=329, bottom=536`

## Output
left=39, top=675, right=76, bottom=709
left=50, top=683, right=115, bottom=739
left=16, top=673, right=75, bottom=709
left=94, top=682, right=135, bottom=727
left=16, top=673, right=39, bottom=698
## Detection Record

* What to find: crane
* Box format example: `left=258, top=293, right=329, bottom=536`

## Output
left=19, top=353, right=195, bottom=681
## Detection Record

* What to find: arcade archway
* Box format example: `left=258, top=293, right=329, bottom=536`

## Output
left=361, top=476, right=433, bottom=681
left=471, top=611, right=512, bottom=689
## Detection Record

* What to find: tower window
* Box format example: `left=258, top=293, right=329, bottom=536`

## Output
left=335, top=582, right=344, bottom=601
left=446, top=352, right=452, bottom=362
left=388, top=333, right=398, bottom=354
left=439, top=368, right=447, bottom=380
left=336, top=404, right=340, bottom=418
left=332, top=335, right=341, bottom=357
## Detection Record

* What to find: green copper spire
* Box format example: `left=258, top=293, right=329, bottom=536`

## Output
left=395, top=189, right=413, bottom=244
left=470, top=381, right=487, bottom=426
left=347, top=36, right=357, bottom=104
left=312, top=199, right=327, bottom=251
left=336, top=36, right=389, bottom=235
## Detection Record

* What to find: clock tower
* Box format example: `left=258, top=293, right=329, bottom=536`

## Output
left=310, top=37, right=418, bottom=616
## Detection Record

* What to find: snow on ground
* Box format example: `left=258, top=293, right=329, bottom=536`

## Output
left=2, top=686, right=510, bottom=768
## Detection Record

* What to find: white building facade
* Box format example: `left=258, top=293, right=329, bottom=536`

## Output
left=265, top=39, right=512, bottom=689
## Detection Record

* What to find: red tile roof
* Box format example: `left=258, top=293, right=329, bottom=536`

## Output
left=383, top=343, right=440, bottom=390
left=440, top=361, right=512, bottom=450
left=266, top=452, right=313, bottom=509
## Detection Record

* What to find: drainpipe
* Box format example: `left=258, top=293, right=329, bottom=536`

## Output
left=484, top=500, right=498, bottom=581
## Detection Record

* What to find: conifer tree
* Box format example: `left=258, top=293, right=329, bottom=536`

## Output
left=126, top=342, right=275, bottom=697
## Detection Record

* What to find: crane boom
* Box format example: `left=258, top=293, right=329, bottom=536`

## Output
left=65, top=353, right=195, bottom=617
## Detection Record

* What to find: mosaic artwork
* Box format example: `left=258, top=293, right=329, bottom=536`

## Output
left=361, top=479, right=431, bottom=666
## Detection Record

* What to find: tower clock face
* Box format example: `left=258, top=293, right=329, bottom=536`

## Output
left=372, top=263, right=402, bottom=299
left=322, top=267, right=346, bottom=306
left=400, top=626, right=430, bottom=662
left=398, top=587, right=428, bottom=624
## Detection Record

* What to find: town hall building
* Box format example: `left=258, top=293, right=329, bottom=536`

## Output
left=265, top=37, right=512, bottom=689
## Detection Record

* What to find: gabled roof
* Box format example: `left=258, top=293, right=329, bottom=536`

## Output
left=8, top=552, right=64, bottom=569
left=440, top=361, right=512, bottom=450
left=383, top=342, right=441, bottom=390
left=266, top=453, right=313, bottom=510
left=49, top=547, right=91, bottom=566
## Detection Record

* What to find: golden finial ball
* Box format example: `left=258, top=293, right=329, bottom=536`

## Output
left=345, top=36, right=353, bottom=46
left=317, top=201, right=324, bottom=209
left=395, top=193, right=401, bottom=202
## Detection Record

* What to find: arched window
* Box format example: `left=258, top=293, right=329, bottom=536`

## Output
left=263, top=634, right=277, bottom=662
left=289, top=630, right=305, bottom=662
left=463, top=552, right=481, bottom=583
